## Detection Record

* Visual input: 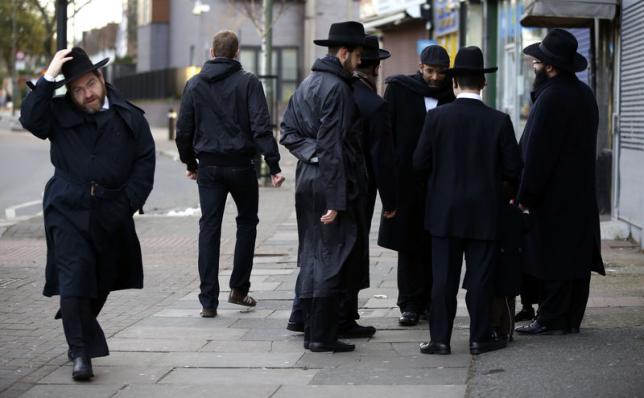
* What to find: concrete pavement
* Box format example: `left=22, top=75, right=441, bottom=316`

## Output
left=0, top=130, right=643, bottom=397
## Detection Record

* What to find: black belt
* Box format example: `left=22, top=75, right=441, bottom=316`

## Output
left=54, top=169, right=125, bottom=199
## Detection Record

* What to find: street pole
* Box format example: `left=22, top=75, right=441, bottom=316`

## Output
left=261, top=0, right=274, bottom=116
left=10, top=0, right=17, bottom=115
left=258, top=0, right=274, bottom=183
left=56, top=0, right=68, bottom=50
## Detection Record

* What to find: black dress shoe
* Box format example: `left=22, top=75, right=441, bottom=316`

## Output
left=338, top=324, right=376, bottom=338
left=515, top=320, right=567, bottom=335
left=308, top=340, right=355, bottom=353
left=419, top=341, right=451, bottom=355
left=286, top=321, right=305, bottom=333
left=514, top=307, right=536, bottom=322
left=200, top=308, right=217, bottom=318
left=399, top=311, right=419, bottom=326
left=470, top=338, right=508, bottom=355
left=72, top=357, right=93, bottom=381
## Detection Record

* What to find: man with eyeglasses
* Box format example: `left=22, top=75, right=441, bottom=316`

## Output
left=19, top=47, right=156, bottom=381
left=378, top=45, right=455, bottom=327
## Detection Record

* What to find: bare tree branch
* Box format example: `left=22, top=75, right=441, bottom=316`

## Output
left=227, top=0, right=291, bottom=39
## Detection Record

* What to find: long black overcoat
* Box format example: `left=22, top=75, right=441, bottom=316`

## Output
left=19, top=77, right=155, bottom=298
left=352, top=77, right=397, bottom=227
left=378, top=73, right=454, bottom=252
left=518, top=74, right=604, bottom=280
left=280, top=57, right=368, bottom=297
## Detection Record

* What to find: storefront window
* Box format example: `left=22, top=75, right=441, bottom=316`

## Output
left=497, top=0, right=546, bottom=137
left=239, top=46, right=300, bottom=105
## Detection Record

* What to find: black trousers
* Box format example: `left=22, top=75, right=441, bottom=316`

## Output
left=300, top=296, right=338, bottom=345
left=430, top=236, right=496, bottom=344
left=519, top=273, right=542, bottom=308
left=397, top=236, right=432, bottom=314
left=197, top=165, right=259, bottom=309
left=537, top=276, right=590, bottom=330
left=60, top=293, right=109, bottom=359
left=289, top=289, right=359, bottom=331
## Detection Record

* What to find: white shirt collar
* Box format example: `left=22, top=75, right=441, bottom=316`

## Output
left=101, top=96, right=110, bottom=111
left=456, top=92, right=482, bottom=101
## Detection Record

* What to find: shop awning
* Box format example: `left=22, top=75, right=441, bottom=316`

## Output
left=521, top=0, right=618, bottom=27
left=363, top=12, right=408, bottom=31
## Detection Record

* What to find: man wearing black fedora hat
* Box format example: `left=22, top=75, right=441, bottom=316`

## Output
left=516, top=29, right=605, bottom=336
left=19, top=48, right=155, bottom=380
left=413, top=46, right=521, bottom=355
left=378, top=44, right=455, bottom=327
left=280, top=21, right=372, bottom=353
left=325, top=35, right=398, bottom=340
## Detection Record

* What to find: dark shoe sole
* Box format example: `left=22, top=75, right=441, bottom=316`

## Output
left=420, top=348, right=451, bottom=355
left=516, top=328, right=568, bottom=335
left=470, top=344, right=507, bottom=355
left=419, top=343, right=451, bottom=355
left=286, top=322, right=305, bottom=333
left=72, top=371, right=93, bottom=381
left=200, top=309, right=217, bottom=318
left=309, top=343, right=355, bottom=353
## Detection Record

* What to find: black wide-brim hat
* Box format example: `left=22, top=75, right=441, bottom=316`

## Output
left=445, top=46, right=497, bottom=76
left=361, top=35, right=391, bottom=61
left=523, top=28, right=587, bottom=73
left=54, top=47, right=109, bottom=89
left=314, top=21, right=375, bottom=49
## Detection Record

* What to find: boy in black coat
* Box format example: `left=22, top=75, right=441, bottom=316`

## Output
left=413, top=47, right=521, bottom=355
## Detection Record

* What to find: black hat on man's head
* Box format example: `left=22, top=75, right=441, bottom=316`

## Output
left=445, top=46, right=497, bottom=76
left=523, top=28, right=587, bottom=73
left=314, top=21, right=375, bottom=49
left=361, top=35, right=391, bottom=61
left=55, top=47, right=109, bottom=89
left=420, top=45, right=450, bottom=67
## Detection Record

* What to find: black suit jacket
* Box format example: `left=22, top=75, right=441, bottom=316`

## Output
left=413, top=98, right=522, bottom=240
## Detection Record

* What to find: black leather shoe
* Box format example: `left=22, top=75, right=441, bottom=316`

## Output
left=200, top=308, right=217, bottom=318
left=303, top=340, right=309, bottom=349
left=515, top=320, right=567, bottom=335
left=308, top=340, right=355, bottom=353
left=399, top=312, right=419, bottom=326
left=514, top=307, right=536, bottom=322
left=470, top=338, right=508, bottom=355
left=419, top=341, right=451, bottom=355
left=338, top=324, right=376, bottom=338
left=286, top=321, right=305, bottom=333
left=72, top=357, right=93, bottom=381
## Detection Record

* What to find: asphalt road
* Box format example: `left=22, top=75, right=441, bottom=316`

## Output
left=0, top=129, right=200, bottom=223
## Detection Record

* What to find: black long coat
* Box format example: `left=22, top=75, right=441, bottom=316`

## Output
left=518, top=74, right=605, bottom=280
left=352, top=76, right=397, bottom=226
left=280, top=56, right=368, bottom=297
left=19, top=77, right=155, bottom=298
left=413, top=98, right=522, bottom=240
left=378, top=73, right=455, bottom=252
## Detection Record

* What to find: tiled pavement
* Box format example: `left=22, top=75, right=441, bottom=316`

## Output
left=1, top=137, right=644, bottom=397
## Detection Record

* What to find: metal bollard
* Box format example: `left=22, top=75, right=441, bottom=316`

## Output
left=168, top=107, right=177, bottom=141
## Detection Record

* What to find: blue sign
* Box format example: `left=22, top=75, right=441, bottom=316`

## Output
left=417, top=39, right=438, bottom=55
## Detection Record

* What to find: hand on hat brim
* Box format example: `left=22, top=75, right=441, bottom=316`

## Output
left=53, top=58, right=110, bottom=89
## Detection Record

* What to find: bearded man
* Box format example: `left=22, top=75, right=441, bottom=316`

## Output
left=516, top=29, right=605, bottom=335
left=378, top=45, right=455, bottom=326
left=19, top=48, right=155, bottom=381
left=280, top=21, right=372, bottom=353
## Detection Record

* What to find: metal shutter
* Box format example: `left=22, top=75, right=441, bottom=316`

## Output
left=617, top=0, right=644, bottom=226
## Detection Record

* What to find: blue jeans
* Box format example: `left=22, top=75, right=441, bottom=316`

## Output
left=197, top=165, right=259, bottom=309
